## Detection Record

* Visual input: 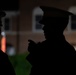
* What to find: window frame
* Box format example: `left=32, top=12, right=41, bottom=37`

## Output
left=67, top=6, right=76, bottom=33
left=32, top=7, right=43, bottom=33
left=2, top=11, right=19, bottom=33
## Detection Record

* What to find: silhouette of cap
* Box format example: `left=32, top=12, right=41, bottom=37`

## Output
left=0, top=11, right=6, bottom=18
left=40, top=6, right=74, bottom=17
left=39, top=6, right=74, bottom=31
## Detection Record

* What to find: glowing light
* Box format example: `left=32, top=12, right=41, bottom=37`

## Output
left=1, top=32, right=6, bottom=53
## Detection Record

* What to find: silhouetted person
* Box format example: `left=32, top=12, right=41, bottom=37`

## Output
left=0, top=11, right=16, bottom=75
left=26, top=6, right=76, bottom=75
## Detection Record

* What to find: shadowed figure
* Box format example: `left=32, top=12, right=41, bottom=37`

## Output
left=0, top=11, right=16, bottom=75
left=26, top=6, right=76, bottom=75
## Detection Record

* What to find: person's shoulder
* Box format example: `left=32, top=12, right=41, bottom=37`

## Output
left=36, top=40, right=48, bottom=49
left=36, top=40, right=45, bottom=46
left=0, top=49, right=7, bottom=54
left=37, top=40, right=47, bottom=45
left=0, top=50, right=8, bottom=59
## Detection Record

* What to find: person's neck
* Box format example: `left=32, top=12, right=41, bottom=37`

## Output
left=46, top=34, right=65, bottom=41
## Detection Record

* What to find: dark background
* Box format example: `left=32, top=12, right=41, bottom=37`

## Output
left=0, top=0, right=19, bottom=11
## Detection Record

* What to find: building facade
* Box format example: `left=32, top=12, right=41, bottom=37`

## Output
left=3, top=0, right=76, bottom=54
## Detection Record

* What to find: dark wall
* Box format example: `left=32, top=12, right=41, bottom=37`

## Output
left=0, top=0, right=19, bottom=11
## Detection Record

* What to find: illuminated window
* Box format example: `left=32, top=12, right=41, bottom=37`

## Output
left=35, top=15, right=42, bottom=30
left=68, top=6, right=76, bottom=31
left=71, top=15, right=76, bottom=30
left=32, top=7, right=43, bottom=32
left=2, top=11, right=19, bottom=32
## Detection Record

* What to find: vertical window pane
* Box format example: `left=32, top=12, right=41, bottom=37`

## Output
left=4, top=18, right=10, bottom=31
left=35, top=15, right=42, bottom=30
left=71, top=15, right=76, bottom=30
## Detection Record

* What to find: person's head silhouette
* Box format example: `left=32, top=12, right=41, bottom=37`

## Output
left=39, top=6, right=74, bottom=40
